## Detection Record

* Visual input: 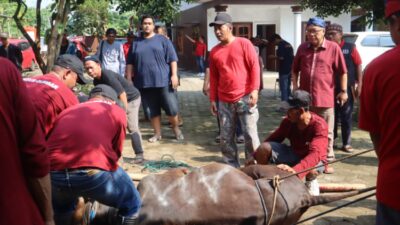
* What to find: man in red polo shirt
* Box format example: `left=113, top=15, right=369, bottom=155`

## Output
left=209, top=12, right=260, bottom=168
left=24, top=54, right=89, bottom=135
left=292, top=17, right=348, bottom=174
left=0, top=58, right=54, bottom=225
left=359, top=0, right=400, bottom=223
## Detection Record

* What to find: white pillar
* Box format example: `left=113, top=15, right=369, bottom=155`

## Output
left=291, top=6, right=303, bottom=53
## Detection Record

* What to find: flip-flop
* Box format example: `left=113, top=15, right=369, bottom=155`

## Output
left=148, top=135, right=162, bottom=143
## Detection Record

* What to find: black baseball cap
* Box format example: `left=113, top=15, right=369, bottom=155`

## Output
left=89, top=84, right=118, bottom=102
left=55, top=54, right=90, bottom=85
left=84, top=55, right=100, bottom=63
left=209, top=12, right=232, bottom=27
left=288, top=90, right=311, bottom=109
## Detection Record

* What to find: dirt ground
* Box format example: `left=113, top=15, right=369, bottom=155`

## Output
left=120, top=70, right=377, bottom=225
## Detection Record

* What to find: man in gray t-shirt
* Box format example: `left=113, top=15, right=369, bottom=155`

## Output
left=96, top=28, right=126, bottom=77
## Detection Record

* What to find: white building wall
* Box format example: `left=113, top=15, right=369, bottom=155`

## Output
left=206, top=5, right=351, bottom=51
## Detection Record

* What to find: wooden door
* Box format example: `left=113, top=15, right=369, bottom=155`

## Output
left=232, top=23, right=252, bottom=39
left=257, top=24, right=276, bottom=71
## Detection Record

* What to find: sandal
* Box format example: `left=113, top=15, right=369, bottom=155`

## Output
left=148, top=135, right=162, bottom=143
left=176, top=132, right=184, bottom=141
left=341, top=145, right=354, bottom=153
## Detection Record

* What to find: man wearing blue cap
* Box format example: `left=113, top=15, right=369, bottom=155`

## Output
left=292, top=17, right=348, bottom=174
left=359, top=1, right=400, bottom=224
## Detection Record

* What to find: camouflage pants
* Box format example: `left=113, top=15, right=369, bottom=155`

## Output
left=218, top=95, right=260, bottom=168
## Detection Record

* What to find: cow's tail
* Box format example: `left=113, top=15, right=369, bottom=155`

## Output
left=303, top=186, right=375, bottom=207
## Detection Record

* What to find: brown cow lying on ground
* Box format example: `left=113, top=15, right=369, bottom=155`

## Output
left=136, top=163, right=372, bottom=225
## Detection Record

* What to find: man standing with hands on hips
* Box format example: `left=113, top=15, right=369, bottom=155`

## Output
left=209, top=12, right=261, bottom=168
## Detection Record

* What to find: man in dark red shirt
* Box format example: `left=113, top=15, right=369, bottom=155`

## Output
left=48, top=84, right=141, bottom=225
left=24, top=54, right=89, bottom=135
left=0, top=58, right=54, bottom=225
left=292, top=17, right=348, bottom=173
left=325, top=23, right=362, bottom=153
left=209, top=12, right=260, bottom=168
left=359, top=1, right=400, bottom=224
left=247, top=90, right=328, bottom=195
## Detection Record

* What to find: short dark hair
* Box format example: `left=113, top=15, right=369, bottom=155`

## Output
left=141, top=15, right=155, bottom=24
left=106, top=28, right=117, bottom=36
left=267, top=34, right=282, bottom=43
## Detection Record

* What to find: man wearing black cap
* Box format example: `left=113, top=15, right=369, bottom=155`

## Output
left=96, top=28, right=126, bottom=77
left=247, top=90, right=328, bottom=196
left=292, top=17, right=348, bottom=174
left=359, top=1, right=400, bottom=223
left=208, top=12, right=260, bottom=168
left=24, top=54, right=89, bottom=135
left=84, top=55, right=145, bottom=163
left=47, top=84, right=141, bottom=225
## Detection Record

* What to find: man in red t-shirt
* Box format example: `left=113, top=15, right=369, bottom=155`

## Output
left=359, top=1, right=400, bottom=224
left=209, top=12, right=260, bottom=168
left=247, top=90, right=328, bottom=195
left=185, top=34, right=207, bottom=77
left=0, top=58, right=54, bottom=225
left=48, top=84, right=141, bottom=225
left=24, top=54, right=89, bottom=135
left=292, top=17, right=348, bottom=174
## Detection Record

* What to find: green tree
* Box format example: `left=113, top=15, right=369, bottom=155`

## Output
left=68, top=0, right=108, bottom=36
left=297, top=0, right=385, bottom=24
left=8, top=0, right=85, bottom=73
left=116, top=0, right=194, bottom=23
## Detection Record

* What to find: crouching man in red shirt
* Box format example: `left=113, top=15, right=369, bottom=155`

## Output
left=246, top=90, right=328, bottom=195
left=47, top=84, right=141, bottom=225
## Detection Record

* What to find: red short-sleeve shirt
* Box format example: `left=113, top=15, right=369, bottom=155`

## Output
left=194, top=41, right=207, bottom=57
left=292, top=39, right=347, bottom=107
left=359, top=46, right=400, bottom=211
left=48, top=99, right=127, bottom=172
left=24, top=74, right=79, bottom=135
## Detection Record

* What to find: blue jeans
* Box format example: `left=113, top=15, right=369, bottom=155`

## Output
left=279, top=73, right=291, bottom=102
left=269, top=142, right=324, bottom=174
left=51, top=167, right=141, bottom=220
left=376, top=201, right=400, bottom=225
left=196, top=56, right=205, bottom=73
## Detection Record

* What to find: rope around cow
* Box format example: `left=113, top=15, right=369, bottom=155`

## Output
left=257, top=148, right=376, bottom=224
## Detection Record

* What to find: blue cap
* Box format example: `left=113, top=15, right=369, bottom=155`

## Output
left=307, top=17, right=326, bottom=28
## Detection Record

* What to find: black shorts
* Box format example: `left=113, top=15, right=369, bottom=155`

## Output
left=140, top=86, right=179, bottom=118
